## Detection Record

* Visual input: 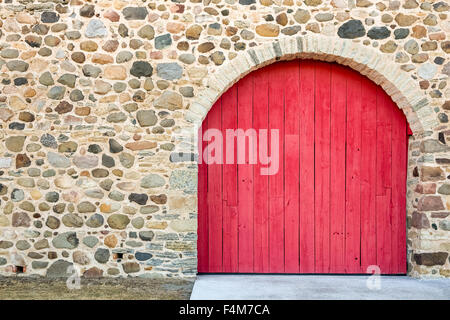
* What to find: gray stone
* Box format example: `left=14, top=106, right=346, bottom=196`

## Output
left=46, top=216, right=60, bottom=229
left=45, top=191, right=59, bottom=202
left=154, top=91, right=183, bottom=110
left=418, top=63, right=437, bottom=80
left=137, top=25, right=155, bottom=39
left=46, top=260, right=72, bottom=278
left=0, top=258, right=6, bottom=266
left=123, top=7, right=148, bottom=20
left=47, top=86, right=66, bottom=100
left=73, top=155, right=98, bottom=168
left=136, top=110, right=157, bottom=127
left=85, top=19, right=107, bottom=38
left=47, top=152, right=70, bottom=168
left=156, top=63, right=182, bottom=80
left=179, top=53, right=195, bottom=64
left=6, top=60, right=29, bottom=72
left=70, top=90, right=84, bottom=102
left=82, top=64, right=102, bottom=78
left=52, top=232, right=79, bottom=249
left=155, top=34, right=172, bottom=50
left=367, top=26, right=391, bottom=39
left=116, top=51, right=133, bottom=63
left=94, top=248, right=110, bottom=263
left=107, top=214, right=130, bottom=230
left=16, top=240, right=31, bottom=250
left=41, top=11, right=59, bottom=23
left=11, top=189, right=25, bottom=202
left=39, top=71, right=54, bottom=86
left=404, top=39, right=419, bottom=54
left=0, top=48, right=19, bottom=59
left=337, top=20, right=365, bottom=39
left=420, top=140, right=450, bottom=153
left=62, top=213, right=84, bottom=228
left=86, top=214, right=104, bottom=228
left=77, top=201, right=96, bottom=213
left=139, top=231, right=155, bottom=241
left=109, top=190, right=125, bottom=201
left=130, top=61, right=153, bottom=78
left=107, top=112, right=127, bottom=123
left=119, top=153, right=135, bottom=168
left=141, top=174, right=165, bottom=188
left=57, top=74, right=77, bottom=88
left=437, top=184, right=450, bottom=195
left=170, top=170, right=197, bottom=193
left=41, top=133, right=57, bottom=148
left=83, top=236, right=99, bottom=248
left=122, top=262, right=140, bottom=273
left=102, top=154, right=115, bottom=168
left=439, top=220, right=450, bottom=231
left=129, top=193, right=148, bottom=205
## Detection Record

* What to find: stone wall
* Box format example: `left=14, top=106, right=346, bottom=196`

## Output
left=0, top=0, right=448, bottom=278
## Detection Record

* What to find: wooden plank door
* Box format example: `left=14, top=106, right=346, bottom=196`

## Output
left=197, top=60, right=408, bottom=274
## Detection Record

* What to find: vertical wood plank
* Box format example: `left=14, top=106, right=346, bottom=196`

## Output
left=237, top=73, right=254, bottom=272
left=329, top=64, right=347, bottom=273
left=390, top=97, right=407, bottom=274
left=197, top=116, right=209, bottom=272
left=299, top=60, right=316, bottom=273
left=253, top=67, right=270, bottom=273
left=376, top=87, right=393, bottom=274
left=284, top=61, right=300, bottom=273
left=268, top=63, right=285, bottom=273
left=314, top=61, right=332, bottom=273
left=222, top=84, right=239, bottom=273
left=345, top=70, right=362, bottom=273
left=207, top=95, right=223, bottom=272
left=360, top=78, right=378, bottom=272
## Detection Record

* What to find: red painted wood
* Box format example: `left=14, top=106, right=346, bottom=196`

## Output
left=197, top=60, right=408, bottom=274
left=391, top=98, right=408, bottom=274
left=314, top=62, right=331, bottom=273
left=360, top=77, right=378, bottom=272
left=237, top=73, right=254, bottom=272
left=284, top=61, right=300, bottom=273
left=207, top=94, right=223, bottom=272
left=330, top=64, right=347, bottom=273
left=376, top=87, right=393, bottom=274
left=268, top=63, right=285, bottom=273
left=253, top=67, right=270, bottom=273
left=345, top=70, right=362, bottom=273
left=197, top=119, right=209, bottom=272
left=298, top=60, right=316, bottom=273
left=222, top=85, right=238, bottom=273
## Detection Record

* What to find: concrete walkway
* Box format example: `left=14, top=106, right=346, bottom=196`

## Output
left=191, top=274, right=450, bottom=300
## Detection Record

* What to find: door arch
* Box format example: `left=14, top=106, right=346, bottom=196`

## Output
left=198, top=60, right=409, bottom=274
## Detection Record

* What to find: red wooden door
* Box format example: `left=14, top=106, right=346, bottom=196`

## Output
left=198, top=60, right=408, bottom=274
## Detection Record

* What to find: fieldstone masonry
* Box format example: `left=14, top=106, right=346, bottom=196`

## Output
left=0, top=0, right=448, bottom=278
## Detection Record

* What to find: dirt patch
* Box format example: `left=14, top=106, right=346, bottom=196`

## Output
left=0, top=276, right=194, bottom=300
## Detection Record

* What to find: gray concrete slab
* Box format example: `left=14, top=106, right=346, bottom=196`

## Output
left=190, top=274, right=450, bottom=300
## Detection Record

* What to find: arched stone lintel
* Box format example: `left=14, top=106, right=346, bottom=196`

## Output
left=185, top=34, right=437, bottom=136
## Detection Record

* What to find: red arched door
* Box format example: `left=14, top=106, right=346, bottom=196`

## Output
left=198, top=60, right=408, bottom=274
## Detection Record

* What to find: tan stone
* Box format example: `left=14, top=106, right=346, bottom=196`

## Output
left=125, top=141, right=157, bottom=151
left=146, top=221, right=168, bottom=229
left=104, top=234, right=118, bottom=248
left=256, top=24, right=280, bottom=37
left=104, top=65, right=127, bottom=80
left=9, top=96, right=27, bottom=110
left=80, top=41, right=98, bottom=52
left=167, top=22, right=185, bottom=33
left=92, top=54, right=114, bottom=65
